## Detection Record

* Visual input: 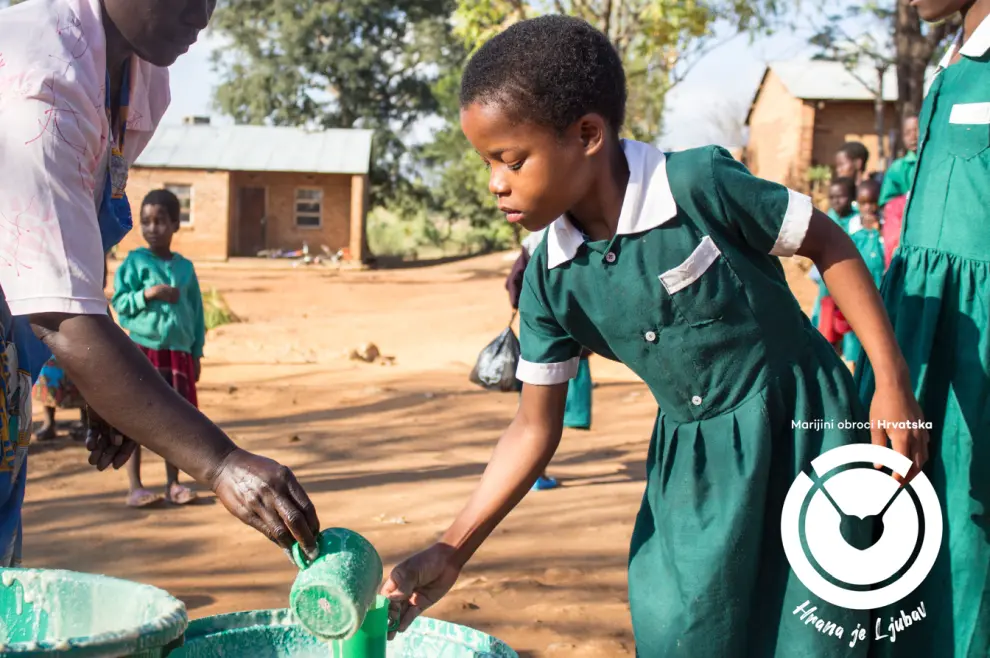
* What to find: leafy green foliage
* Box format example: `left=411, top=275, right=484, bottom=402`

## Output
left=413, top=0, right=780, bottom=246
left=203, top=288, right=239, bottom=330
left=211, top=0, right=457, bottom=208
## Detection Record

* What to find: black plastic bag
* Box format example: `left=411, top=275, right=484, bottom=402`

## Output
left=469, top=313, right=523, bottom=392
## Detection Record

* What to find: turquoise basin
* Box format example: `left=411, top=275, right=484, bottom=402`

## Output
left=0, top=569, right=187, bottom=657
left=173, top=609, right=517, bottom=657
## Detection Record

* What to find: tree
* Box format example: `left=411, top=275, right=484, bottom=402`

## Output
left=805, top=0, right=958, bottom=159
left=411, top=0, right=780, bottom=249
left=894, top=0, right=958, bottom=121
left=210, top=0, right=457, bottom=208
left=810, top=3, right=896, bottom=166
left=452, top=0, right=779, bottom=143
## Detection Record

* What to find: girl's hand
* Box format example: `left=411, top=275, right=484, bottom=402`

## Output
left=194, top=358, right=202, bottom=382
left=382, top=543, right=462, bottom=639
left=869, top=384, right=929, bottom=483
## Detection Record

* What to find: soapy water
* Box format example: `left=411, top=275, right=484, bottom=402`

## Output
left=0, top=569, right=515, bottom=657
left=173, top=609, right=518, bottom=658
left=0, top=569, right=185, bottom=654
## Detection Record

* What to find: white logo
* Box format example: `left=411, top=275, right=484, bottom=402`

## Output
left=781, top=444, right=942, bottom=610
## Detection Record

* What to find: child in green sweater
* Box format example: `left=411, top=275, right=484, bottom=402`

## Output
left=112, top=190, right=206, bottom=508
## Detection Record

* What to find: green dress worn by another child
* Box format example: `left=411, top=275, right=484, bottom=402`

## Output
left=878, top=151, right=918, bottom=208
left=517, top=140, right=873, bottom=657
left=810, top=208, right=859, bottom=331
left=842, top=218, right=886, bottom=364
left=857, top=20, right=990, bottom=658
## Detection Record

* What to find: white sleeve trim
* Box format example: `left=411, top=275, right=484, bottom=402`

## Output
left=6, top=296, right=109, bottom=317
left=770, top=189, right=813, bottom=257
left=516, top=357, right=580, bottom=385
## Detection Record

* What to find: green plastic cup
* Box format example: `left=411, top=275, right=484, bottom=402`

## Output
left=290, top=528, right=384, bottom=641
left=325, top=595, right=397, bottom=658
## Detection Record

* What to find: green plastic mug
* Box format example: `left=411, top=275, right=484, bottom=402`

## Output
left=290, top=528, right=385, bottom=641
left=326, top=595, right=399, bottom=658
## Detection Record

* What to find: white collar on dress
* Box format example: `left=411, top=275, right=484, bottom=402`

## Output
left=937, top=12, right=990, bottom=71
left=546, top=139, right=678, bottom=269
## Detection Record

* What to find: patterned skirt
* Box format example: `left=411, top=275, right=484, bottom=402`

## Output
left=137, top=347, right=198, bottom=408
left=33, top=358, right=84, bottom=409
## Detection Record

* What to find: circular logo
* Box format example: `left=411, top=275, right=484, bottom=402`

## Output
left=780, top=444, right=942, bottom=610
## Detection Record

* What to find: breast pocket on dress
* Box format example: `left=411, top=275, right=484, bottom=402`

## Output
left=948, top=102, right=990, bottom=160
left=658, top=235, right=736, bottom=328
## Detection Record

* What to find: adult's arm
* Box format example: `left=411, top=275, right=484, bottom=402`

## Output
left=0, top=55, right=319, bottom=555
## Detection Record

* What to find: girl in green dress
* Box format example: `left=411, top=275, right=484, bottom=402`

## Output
left=384, top=16, right=928, bottom=657
left=842, top=180, right=887, bottom=367
left=857, top=0, right=990, bottom=655
left=811, top=177, right=860, bottom=355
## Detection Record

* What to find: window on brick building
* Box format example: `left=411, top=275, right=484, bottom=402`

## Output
left=295, top=188, right=323, bottom=228
left=164, top=184, right=193, bottom=225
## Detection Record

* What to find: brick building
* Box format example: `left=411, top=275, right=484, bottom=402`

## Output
left=121, top=120, right=374, bottom=262
left=745, top=60, right=900, bottom=192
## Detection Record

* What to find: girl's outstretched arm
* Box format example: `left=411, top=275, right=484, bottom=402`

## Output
left=382, top=381, right=568, bottom=636
left=797, top=210, right=928, bottom=481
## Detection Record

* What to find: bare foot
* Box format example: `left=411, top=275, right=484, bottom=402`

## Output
left=166, top=483, right=198, bottom=505
left=127, top=489, right=164, bottom=508
left=33, top=424, right=57, bottom=442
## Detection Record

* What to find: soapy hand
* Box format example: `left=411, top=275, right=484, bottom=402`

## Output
left=84, top=406, right=138, bottom=471
left=382, top=543, right=462, bottom=640
left=210, top=448, right=321, bottom=558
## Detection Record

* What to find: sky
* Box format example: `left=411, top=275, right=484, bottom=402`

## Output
left=161, top=21, right=824, bottom=150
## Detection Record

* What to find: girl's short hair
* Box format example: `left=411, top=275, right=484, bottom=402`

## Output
left=460, top=15, right=626, bottom=135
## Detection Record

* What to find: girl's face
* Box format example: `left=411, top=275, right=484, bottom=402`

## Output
left=903, top=117, right=920, bottom=152
left=857, top=192, right=880, bottom=229
left=829, top=184, right=854, bottom=217
left=141, top=204, right=179, bottom=251
left=834, top=152, right=859, bottom=180
left=909, top=0, right=969, bottom=22
left=460, top=102, right=600, bottom=233
left=103, top=0, right=217, bottom=67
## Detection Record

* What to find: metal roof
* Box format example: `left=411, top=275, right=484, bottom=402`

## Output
left=767, top=59, right=899, bottom=102
left=134, top=124, right=374, bottom=174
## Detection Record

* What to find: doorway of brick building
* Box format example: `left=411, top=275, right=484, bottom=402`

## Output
left=236, top=186, right=267, bottom=257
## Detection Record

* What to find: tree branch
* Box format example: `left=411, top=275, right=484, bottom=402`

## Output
left=603, top=0, right=614, bottom=37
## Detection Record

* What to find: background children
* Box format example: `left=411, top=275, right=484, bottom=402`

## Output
left=811, top=177, right=859, bottom=353
left=834, top=141, right=871, bottom=185
left=879, top=116, right=920, bottom=207
left=879, top=116, right=919, bottom=265
left=112, top=190, right=205, bottom=508
left=32, top=358, right=85, bottom=441
left=842, top=180, right=886, bottom=366
left=383, top=16, right=927, bottom=657
left=858, top=0, right=990, bottom=654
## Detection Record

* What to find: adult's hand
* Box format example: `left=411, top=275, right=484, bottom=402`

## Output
left=84, top=406, right=138, bottom=471
left=210, top=448, right=321, bottom=558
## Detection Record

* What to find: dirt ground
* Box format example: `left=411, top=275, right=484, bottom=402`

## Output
left=24, top=252, right=817, bottom=658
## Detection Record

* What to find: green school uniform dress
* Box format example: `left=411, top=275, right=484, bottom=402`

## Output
left=810, top=209, right=859, bottom=331
left=878, top=152, right=918, bottom=208
left=842, top=219, right=886, bottom=364
left=857, top=21, right=990, bottom=658
left=517, top=140, right=872, bottom=657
